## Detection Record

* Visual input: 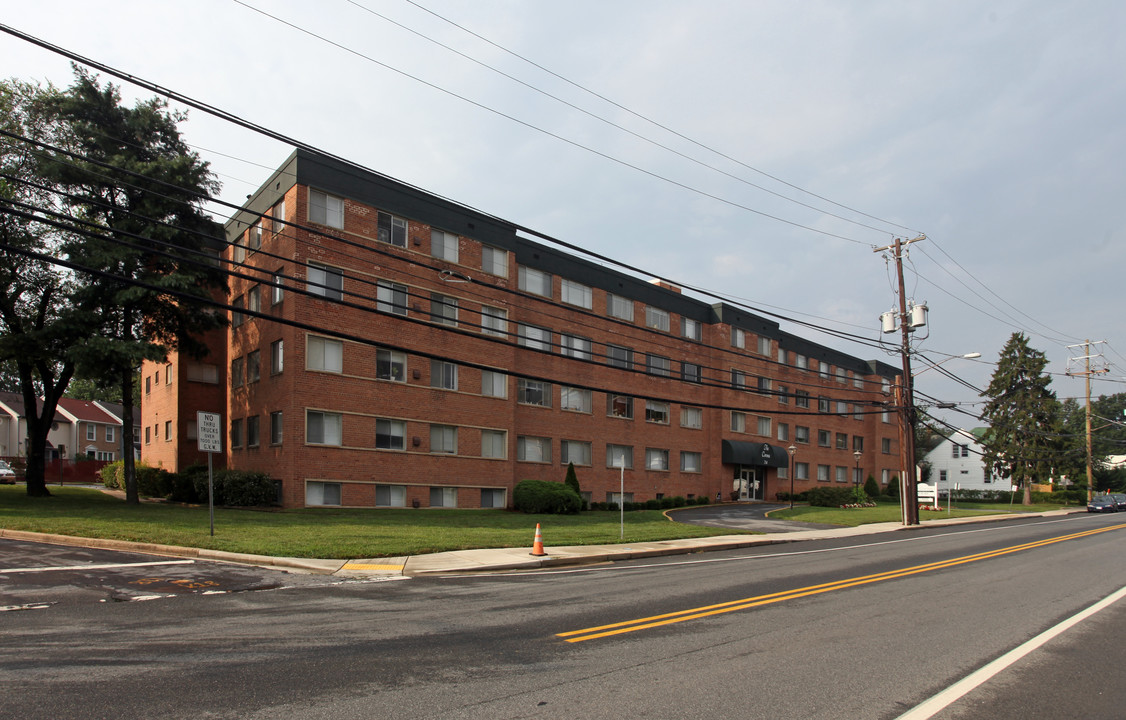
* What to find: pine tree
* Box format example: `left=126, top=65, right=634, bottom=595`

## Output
left=980, top=332, right=1060, bottom=504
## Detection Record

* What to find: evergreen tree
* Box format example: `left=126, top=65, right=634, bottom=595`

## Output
left=43, top=68, right=227, bottom=503
left=564, top=461, right=582, bottom=498
left=980, top=332, right=1060, bottom=505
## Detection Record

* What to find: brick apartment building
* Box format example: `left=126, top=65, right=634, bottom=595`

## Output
left=142, top=148, right=904, bottom=509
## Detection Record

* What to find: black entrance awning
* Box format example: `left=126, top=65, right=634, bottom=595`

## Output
left=721, top=440, right=789, bottom=468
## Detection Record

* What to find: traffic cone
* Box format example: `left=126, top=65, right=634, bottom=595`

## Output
left=530, top=523, right=547, bottom=556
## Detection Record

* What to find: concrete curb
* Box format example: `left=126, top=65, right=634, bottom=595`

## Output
left=2, top=508, right=1086, bottom=578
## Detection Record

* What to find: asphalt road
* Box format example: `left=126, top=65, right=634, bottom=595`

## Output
left=4, top=513, right=1126, bottom=719
left=674, top=501, right=845, bottom=532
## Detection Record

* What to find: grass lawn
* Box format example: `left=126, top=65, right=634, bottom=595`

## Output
left=0, top=485, right=747, bottom=559
left=768, top=499, right=1071, bottom=527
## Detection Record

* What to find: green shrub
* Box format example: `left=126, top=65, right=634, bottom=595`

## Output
left=100, top=461, right=123, bottom=489
left=135, top=465, right=174, bottom=498
left=807, top=486, right=854, bottom=507
left=886, top=476, right=900, bottom=498
left=864, top=475, right=880, bottom=498
left=513, top=479, right=581, bottom=514
left=564, top=462, right=582, bottom=498
left=644, top=499, right=661, bottom=510
left=191, top=469, right=278, bottom=507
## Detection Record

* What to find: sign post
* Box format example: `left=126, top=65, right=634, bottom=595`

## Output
left=196, top=412, right=222, bottom=536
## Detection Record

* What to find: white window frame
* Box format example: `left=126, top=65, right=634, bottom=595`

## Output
left=430, top=424, right=458, bottom=454
left=607, top=293, right=634, bottom=321
left=480, top=305, right=508, bottom=337
left=306, top=481, right=342, bottom=506
left=309, top=190, right=344, bottom=229
left=307, top=263, right=343, bottom=301
left=561, top=440, right=592, bottom=467
left=645, top=306, right=670, bottom=332
left=431, top=229, right=459, bottom=262
left=306, top=410, right=342, bottom=446
left=518, top=266, right=552, bottom=297
left=431, top=360, right=458, bottom=390
left=376, top=348, right=406, bottom=382
left=646, top=448, right=669, bottom=471
left=481, top=245, right=507, bottom=277
left=560, top=386, right=592, bottom=413
left=306, top=336, right=343, bottom=374
left=646, top=354, right=672, bottom=377
left=377, top=280, right=408, bottom=316
left=376, top=418, right=406, bottom=450
left=731, top=328, right=746, bottom=349
left=481, top=429, right=507, bottom=459
left=682, top=317, right=701, bottom=341
left=645, top=400, right=670, bottom=425
left=517, top=378, right=552, bottom=407
left=481, top=370, right=507, bottom=398
left=560, top=334, right=592, bottom=360
left=430, top=292, right=458, bottom=326
left=606, top=444, right=633, bottom=469
left=681, top=451, right=702, bottom=473
left=517, top=323, right=552, bottom=351
left=680, top=406, right=703, bottom=429
left=731, top=411, right=746, bottom=433
left=378, top=212, right=408, bottom=247
left=560, top=279, right=593, bottom=309
left=517, top=435, right=552, bottom=463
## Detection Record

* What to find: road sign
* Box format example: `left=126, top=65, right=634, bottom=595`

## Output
left=197, top=411, right=222, bottom=454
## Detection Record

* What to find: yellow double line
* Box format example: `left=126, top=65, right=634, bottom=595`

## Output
left=558, top=522, right=1126, bottom=643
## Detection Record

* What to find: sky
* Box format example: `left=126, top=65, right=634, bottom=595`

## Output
left=3, top=0, right=1124, bottom=429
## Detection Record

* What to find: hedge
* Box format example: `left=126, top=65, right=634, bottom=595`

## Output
left=513, top=479, right=582, bottom=514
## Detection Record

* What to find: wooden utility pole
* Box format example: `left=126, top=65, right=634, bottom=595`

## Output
left=874, top=235, right=925, bottom=525
left=1066, top=340, right=1108, bottom=502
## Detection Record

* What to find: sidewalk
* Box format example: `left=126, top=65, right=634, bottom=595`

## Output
left=1, top=509, right=1084, bottom=578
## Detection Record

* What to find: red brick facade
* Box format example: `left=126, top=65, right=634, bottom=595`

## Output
left=147, top=150, right=904, bottom=508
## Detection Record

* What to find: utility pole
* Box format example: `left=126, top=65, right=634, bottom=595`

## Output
left=1066, top=340, right=1109, bottom=502
left=875, top=235, right=926, bottom=526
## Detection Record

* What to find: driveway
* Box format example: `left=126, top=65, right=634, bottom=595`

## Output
left=672, top=503, right=843, bottom=533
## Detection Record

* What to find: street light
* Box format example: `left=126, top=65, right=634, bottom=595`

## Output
left=853, top=449, right=862, bottom=496
left=788, top=444, right=797, bottom=509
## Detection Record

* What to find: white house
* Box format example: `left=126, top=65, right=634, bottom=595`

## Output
left=921, top=427, right=1014, bottom=497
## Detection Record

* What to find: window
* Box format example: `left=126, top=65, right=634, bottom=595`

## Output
left=481, top=430, right=507, bottom=459
left=517, top=323, right=552, bottom=351
left=731, top=412, right=746, bottom=433
left=518, top=266, right=552, bottom=297
left=777, top=423, right=789, bottom=442
left=681, top=406, right=703, bottom=429
left=561, top=279, right=592, bottom=309
left=731, top=369, right=747, bottom=390
left=795, top=390, right=810, bottom=409
left=248, top=223, right=261, bottom=250
left=853, top=373, right=865, bottom=389
left=376, top=348, right=406, bottom=382
left=682, top=317, right=701, bottom=341
left=232, top=236, right=246, bottom=264
left=270, top=411, right=283, bottom=445
left=818, top=430, right=831, bottom=447
left=681, top=451, right=702, bottom=472
left=758, top=376, right=771, bottom=395
left=481, top=487, right=506, bottom=507
left=231, top=295, right=244, bottom=328
left=836, top=400, right=848, bottom=415
left=376, top=419, right=406, bottom=450
left=480, top=306, right=508, bottom=337
left=165, top=364, right=173, bottom=385
left=307, top=263, right=343, bottom=301
left=431, top=229, right=458, bottom=262
left=646, top=354, right=671, bottom=377
left=307, top=336, right=343, bottom=373
left=818, top=397, right=831, bottom=413
left=645, top=401, right=670, bottom=424
left=430, top=292, right=458, bottom=326
left=836, top=466, right=848, bottom=483
left=836, top=433, right=848, bottom=450
left=818, top=465, right=831, bottom=482
left=836, top=367, right=848, bottom=384
left=819, top=361, right=831, bottom=379
left=731, top=328, right=745, bottom=349
left=247, top=350, right=260, bottom=383
left=247, top=285, right=261, bottom=314
left=608, top=394, right=633, bottom=419
left=271, top=270, right=284, bottom=304
left=145, top=376, right=151, bottom=394
left=230, top=419, right=241, bottom=448
left=882, top=438, right=892, bottom=454
left=758, top=336, right=771, bottom=355
left=86, top=424, right=96, bottom=442
left=560, top=386, right=592, bottom=413
left=430, top=424, right=458, bottom=454
left=517, top=378, right=552, bottom=407
left=231, top=357, right=244, bottom=388
left=939, top=470, right=948, bottom=484
left=645, top=306, right=670, bottom=332
left=376, top=484, right=407, bottom=507
left=377, top=280, right=408, bottom=315
left=607, top=293, right=634, bottom=321
left=270, top=340, right=284, bottom=375
left=186, top=363, right=219, bottom=384
left=796, top=463, right=809, bottom=480
left=796, top=426, right=810, bottom=444
left=106, top=425, right=117, bottom=443
left=560, top=334, right=592, bottom=360
left=795, top=354, right=809, bottom=371
left=481, top=245, right=507, bottom=277
left=682, top=362, right=701, bottom=383
left=481, top=370, right=507, bottom=398
left=778, top=385, right=788, bottom=405
left=430, top=487, right=458, bottom=508
left=144, top=426, right=151, bottom=445
left=306, top=481, right=342, bottom=506
left=778, top=347, right=788, bottom=365
left=606, top=444, right=633, bottom=469
left=646, top=448, right=669, bottom=471
left=247, top=415, right=260, bottom=448
left=309, top=190, right=344, bottom=228
left=517, top=435, right=551, bottom=463
left=306, top=411, right=342, bottom=445
left=272, top=199, right=286, bottom=233
left=606, top=344, right=632, bottom=369
left=561, top=440, right=592, bottom=466
left=431, top=360, right=458, bottom=390
left=757, top=416, right=772, bottom=436
left=377, top=211, right=407, bottom=247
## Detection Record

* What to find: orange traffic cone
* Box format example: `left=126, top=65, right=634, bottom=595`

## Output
left=530, top=523, right=547, bottom=556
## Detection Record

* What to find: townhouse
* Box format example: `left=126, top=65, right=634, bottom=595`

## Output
left=143, top=149, right=904, bottom=509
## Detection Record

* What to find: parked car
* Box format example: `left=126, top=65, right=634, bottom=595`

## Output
left=1087, top=495, right=1118, bottom=513
left=1110, top=493, right=1126, bottom=511
left=0, top=460, right=14, bottom=484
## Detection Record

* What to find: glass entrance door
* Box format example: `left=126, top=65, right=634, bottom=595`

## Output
left=736, top=466, right=763, bottom=501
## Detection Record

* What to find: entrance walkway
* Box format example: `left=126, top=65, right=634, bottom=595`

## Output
left=673, top=503, right=843, bottom=533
